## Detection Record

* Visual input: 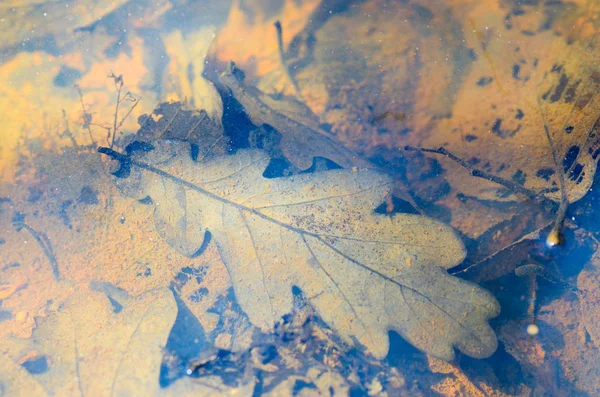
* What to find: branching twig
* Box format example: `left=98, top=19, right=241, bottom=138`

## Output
left=115, top=92, right=141, bottom=136
left=404, top=65, right=600, bottom=249
left=107, top=72, right=140, bottom=149
left=75, top=84, right=96, bottom=147
left=103, top=72, right=140, bottom=240
left=404, top=144, right=569, bottom=246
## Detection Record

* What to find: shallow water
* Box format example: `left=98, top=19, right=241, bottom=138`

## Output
left=1, top=0, right=600, bottom=396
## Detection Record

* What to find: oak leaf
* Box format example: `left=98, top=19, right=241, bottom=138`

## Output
left=0, top=286, right=252, bottom=396
left=103, top=139, right=500, bottom=360
left=219, top=62, right=366, bottom=170
left=579, top=250, right=600, bottom=347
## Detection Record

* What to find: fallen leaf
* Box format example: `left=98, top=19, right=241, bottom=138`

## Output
left=0, top=283, right=26, bottom=300
left=0, top=357, right=47, bottom=397
left=209, top=0, right=600, bottom=256
left=578, top=249, right=600, bottom=347
left=219, top=62, right=367, bottom=170
left=101, top=139, right=500, bottom=360
left=0, top=0, right=130, bottom=61
left=0, top=286, right=253, bottom=396
left=422, top=19, right=600, bottom=208
left=132, top=101, right=227, bottom=159
left=266, top=369, right=350, bottom=396
left=1, top=287, right=177, bottom=395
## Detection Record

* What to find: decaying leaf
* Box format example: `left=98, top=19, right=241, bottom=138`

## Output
left=537, top=62, right=600, bottom=202
left=208, top=0, right=600, bottom=255
left=399, top=3, right=600, bottom=241
left=0, top=0, right=130, bottom=61
left=0, top=287, right=175, bottom=395
left=132, top=101, right=227, bottom=160
left=219, top=62, right=367, bottom=170
left=0, top=286, right=253, bottom=396
left=579, top=249, right=600, bottom=347
left=266, top=369, right=350, bottom=397
left=101, top=139, right=500, bottom=360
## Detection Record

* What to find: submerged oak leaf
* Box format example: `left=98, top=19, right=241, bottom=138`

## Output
left=1, top=287, right=175, bottom=396
left=219, top=62, right=368, bottom=170
left=0, top=285, right=253, bottom=396
left=102, top=139, right=500, bottom=360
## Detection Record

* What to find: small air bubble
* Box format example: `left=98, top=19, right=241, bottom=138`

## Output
left=527, top=323, right=539, bottom=336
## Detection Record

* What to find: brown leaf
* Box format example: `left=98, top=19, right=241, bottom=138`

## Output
left=133, top=101, right=227, bottom=160
left=266, top=370, right=350, bottom=396
left=102, top=139, right=500, bottom=360
left=1, top=288, right=176, bottom=395
left=0, top=357, right=47, bottom=397
left=219, top=62, right=367, bottom=169
left=212, top=0, right=600, bottom=252
left=578, top=249, right=600, bottom=347
left=0, top=0, right=130, bottom=56
left=0, top=286, right=252, bottom=396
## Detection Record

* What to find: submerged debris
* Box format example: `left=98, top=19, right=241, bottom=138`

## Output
left=12, top=213, right=60, bottom=281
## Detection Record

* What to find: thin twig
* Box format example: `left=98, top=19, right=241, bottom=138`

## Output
left=104, top=73, right=139, bottom=240
left=60, top=109, right=79, bottom=149
left=515, top=265, right=541, bottom=319
left=115, top=93, right=141, bottom=136
left=108, top=72, right=124, bottom=149
left=75, top=84, right=96, bottom=147
left=13, top=219, right=60, bottom=280
left=403, top=145, right=542, bottom=200
left=274, top=20, right=304, bottom=102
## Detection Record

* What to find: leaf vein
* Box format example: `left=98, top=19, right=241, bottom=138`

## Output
left=240, top=210, right=276, bottom=325
left=252, top=182, right=393, bottom=209
left=302, top=234, right=373, bottom=345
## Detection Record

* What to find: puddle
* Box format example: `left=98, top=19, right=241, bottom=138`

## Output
left=1, top=1, right=600, bottom=395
